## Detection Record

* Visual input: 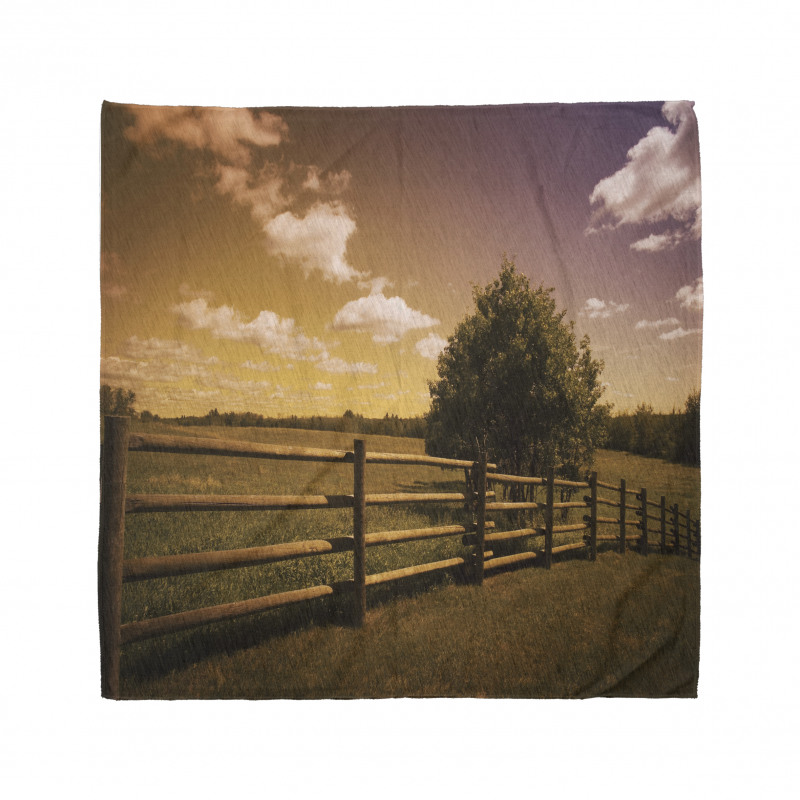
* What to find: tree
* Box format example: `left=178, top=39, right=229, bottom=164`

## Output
left=673, top=391, right=700, bottom=465
left=100, top=384, right=137, bottom=417
left=425, top=258, right=608, bottom=478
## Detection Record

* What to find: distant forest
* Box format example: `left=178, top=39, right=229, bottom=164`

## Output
left=101, top=385, right=699, bottom=466
left=605, top=393, right=700, bottom=466
left=165, top=407, right=427, bottom=440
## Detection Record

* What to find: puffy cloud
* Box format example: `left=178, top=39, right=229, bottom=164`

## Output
left=265, top=202, right=364, bottom=283
left=635, top=317, right=680, bottom=330
left=580, top=297, right=630, bottom=319
left=124, top=106, right=365, bottom=283
left=124, top=106, right=288, bottom=165
left=332, top=292, right=440, bottom=343
left=659, top=326, right=701, bottom=341
left=587, top=101, right=701, bottom=250
left=172, top=298, right=324, bottom=358
left=676, top=277, right=704, bottom=310
left=415, top=332, right=448, bottom=360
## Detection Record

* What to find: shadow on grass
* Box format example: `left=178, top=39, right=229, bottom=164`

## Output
left=119, top=537, right=697, bottom=692
left=121, top=562, right=472, bottom=687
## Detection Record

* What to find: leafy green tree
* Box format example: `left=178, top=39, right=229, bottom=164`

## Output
left=673, top=391, right=700, bottom=465
left=632, top=403, right=658, bottom=457
left=425, top=258, right=608, bottom=478
left=100, top=384, right=137, bottom=417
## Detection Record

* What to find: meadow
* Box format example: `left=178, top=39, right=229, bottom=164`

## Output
left=116, top=420, right=700, bottom=698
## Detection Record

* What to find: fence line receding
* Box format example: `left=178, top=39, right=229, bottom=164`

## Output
left=99, top=416, right=700, bottom=698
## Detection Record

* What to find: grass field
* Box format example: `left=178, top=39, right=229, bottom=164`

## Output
left=115, top=420, right=700, bottom=698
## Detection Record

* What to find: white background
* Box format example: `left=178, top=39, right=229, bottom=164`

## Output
left=2, top=1, right=798, bottom=797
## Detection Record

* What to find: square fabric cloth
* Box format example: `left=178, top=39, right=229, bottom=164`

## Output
left=100, top=102, right=701, bottom=699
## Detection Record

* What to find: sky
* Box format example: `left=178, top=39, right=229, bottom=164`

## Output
left=101, top=101, right=703, bottom=418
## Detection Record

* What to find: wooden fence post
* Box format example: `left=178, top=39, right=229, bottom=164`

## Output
left=544, top=467, right=554, bottom=569
left=639, top=487, right=648, bottom=556
left=99, top=415, right=130, bottom=699
left=473, top=457, right=487, bottom=585
left=619, top=478, right=626, bottom=554
left=660, top=496, right=667, bottom=555
left=686, top=508, right=693, bottom=560
left=352, top=439, right=367, bottom=627
left=588, top=471, right=598, bottom=561
left=672, top=503, right=680, bottom=555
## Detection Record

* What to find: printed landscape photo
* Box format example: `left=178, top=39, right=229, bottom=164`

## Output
left=100, top=101, right=702, bottom=699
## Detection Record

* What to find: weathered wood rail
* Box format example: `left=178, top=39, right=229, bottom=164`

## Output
left=99, top=416, right=700, bottom=698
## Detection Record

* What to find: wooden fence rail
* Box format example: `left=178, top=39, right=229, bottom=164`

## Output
left=99, top=416, right=700, bottom=698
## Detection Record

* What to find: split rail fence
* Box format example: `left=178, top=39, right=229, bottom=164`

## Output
left=99, top=416, right=700, bottom=698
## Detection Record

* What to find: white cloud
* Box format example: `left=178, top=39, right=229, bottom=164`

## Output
left=659, top=327, right=702, bottom=341
left=124, top=106, right=365, bottom=284
left=172, top=298, right=324, bottom=358
left=587, top=101, right=701, bottom=250
left=123, top=335, right=217, bottom=364
left=100, top=356, right=213, bottom=386
left=580, top=298, right=630, bottom=319
left=635, top=317, right=680, bottom=330
left=676, top=277, right=704, bottom=310
left=265, top=202, right=364, bottom=283
left=215, top=163, right=286, bottom=226
left=415, top=332, right=448, bottom=360
left=241, top=360, right=280, bottom=372
left=332, top=292, right=439, bottom=343
left=124, top=106, right=288, bottom=165
left=667, top=376, right=678, bottom=382
left=314, top=382, right=332, bottom=391
left=312, top=354, right=378, bottom=375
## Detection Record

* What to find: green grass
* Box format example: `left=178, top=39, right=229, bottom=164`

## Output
left=116, top=420, right=700, bottom=698
left=121, top=552, right=699, bottom=698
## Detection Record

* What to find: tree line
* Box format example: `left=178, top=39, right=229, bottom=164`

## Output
left=100, top=386, right=425, bottom=439
left=101, top=281, right=699, bottom=472
left=170, top=407, right=427, bottom=439
left=604, top=392, right=700, bottom=466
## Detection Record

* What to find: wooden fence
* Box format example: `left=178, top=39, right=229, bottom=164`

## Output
left=99, top=416, right=700, bottom=698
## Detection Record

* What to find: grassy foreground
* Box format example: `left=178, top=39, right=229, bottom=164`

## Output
left=120, top=551, right=699, bottom=698
left=116, top=421, right=700, bottom=699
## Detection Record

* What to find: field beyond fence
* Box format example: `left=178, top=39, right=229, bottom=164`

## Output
left=99, top=417, right=701, bottom=699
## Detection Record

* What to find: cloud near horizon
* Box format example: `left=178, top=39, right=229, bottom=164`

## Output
left=123, top=335, right=219, bottom=364
left=172, top=298, right=324, bottom=359
left=332, top=292, right=440, bottom=343
left=587, top=101, right=701, bottom=251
